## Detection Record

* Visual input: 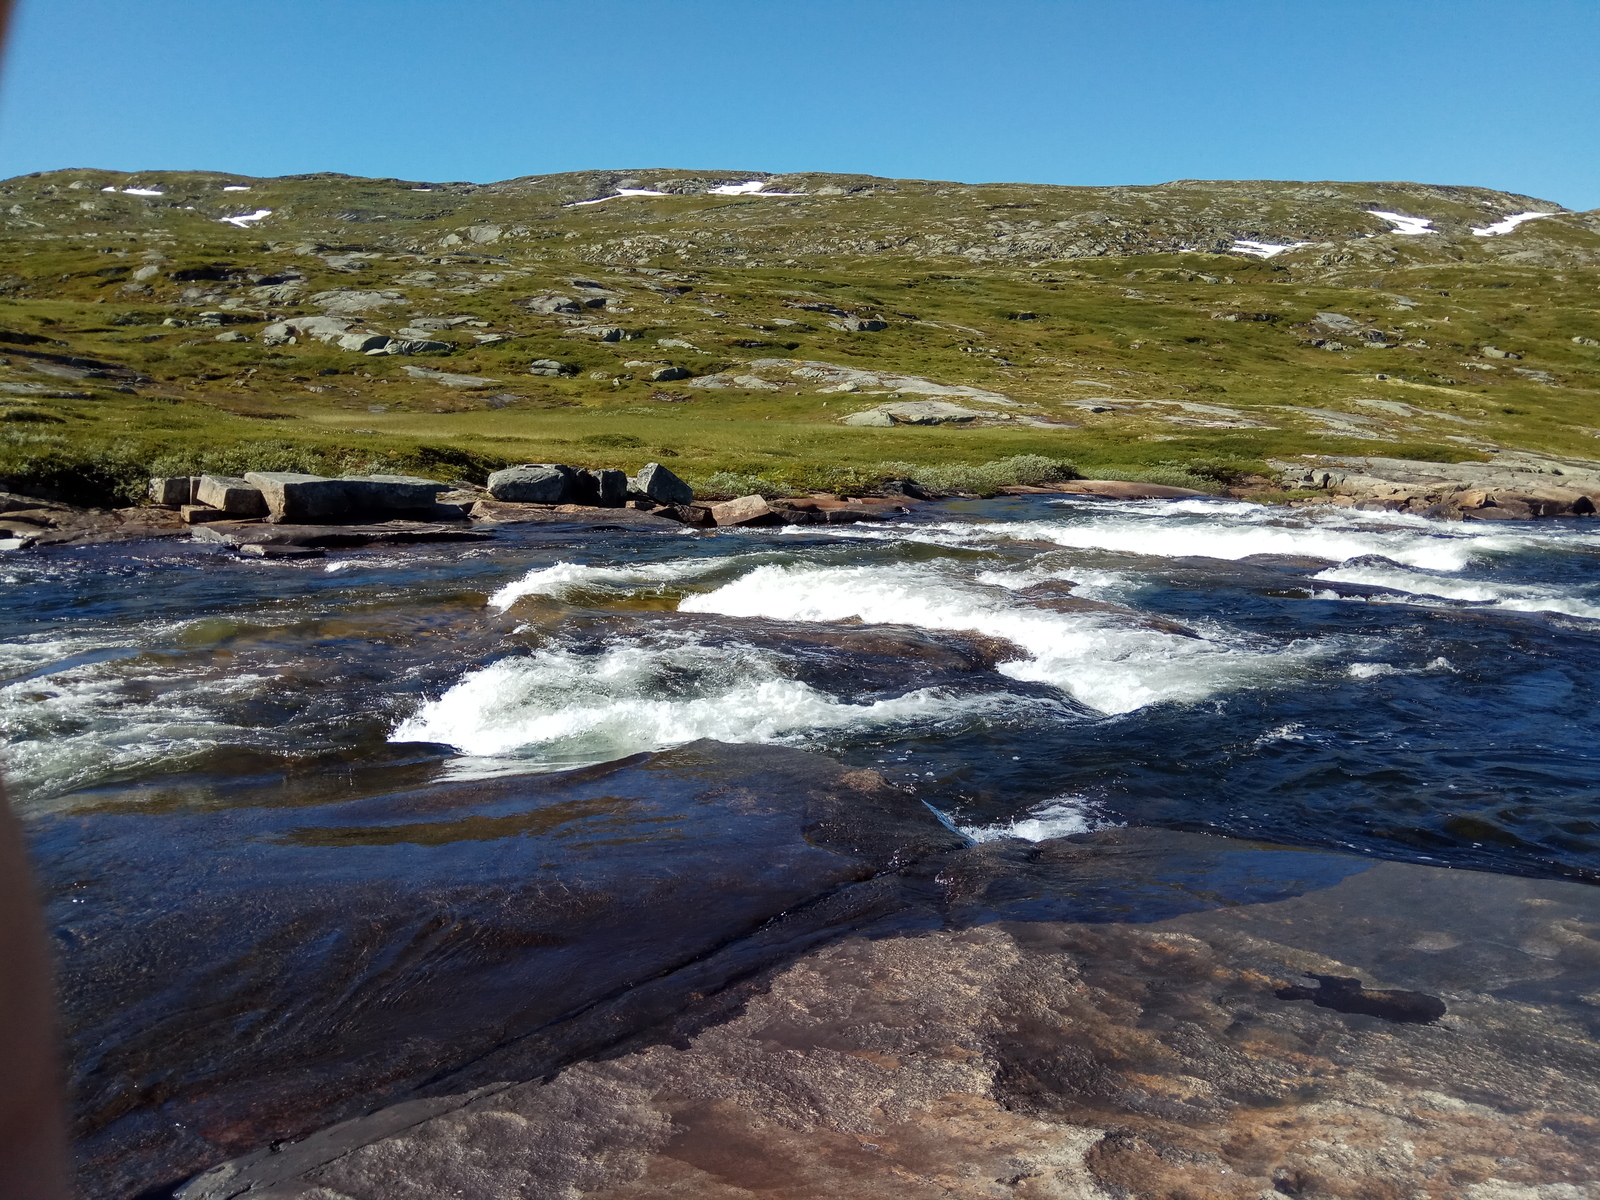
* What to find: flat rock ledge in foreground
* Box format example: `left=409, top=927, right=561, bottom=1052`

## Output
left=178, top=820, right=1600, bottom=1199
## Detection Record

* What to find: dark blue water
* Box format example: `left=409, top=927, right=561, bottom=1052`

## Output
left=6, top=495, right=1600, bottom=880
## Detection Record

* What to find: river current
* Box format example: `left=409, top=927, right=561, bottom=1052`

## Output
left=6, top=494, right=1600, bottom=882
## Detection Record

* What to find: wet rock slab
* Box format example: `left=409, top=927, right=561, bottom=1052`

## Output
left=180, top=828, right=1600, bottom=1200
left=43, top=742, right=963, bottom=1198
left=191, top=519, right=493, bottom=549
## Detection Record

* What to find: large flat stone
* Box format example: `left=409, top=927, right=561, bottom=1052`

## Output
left=44, top=742, right=962, bottom=1198
left=191, top=521, right=491, bottom=549
left=181, top=830, right=1600, bottom=1200
left=243, top=472, right=352, bottom=522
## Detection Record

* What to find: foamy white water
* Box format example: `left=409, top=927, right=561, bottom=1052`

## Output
left=488, top=557, right=747, bottom=610
left=680, top=562, right=1327, bottom=714
left=1315, top=563, right=1600, bottom=619
left=958, top=795, right=1111, bottom=843
left=394, top=636, right=1049, bottom=764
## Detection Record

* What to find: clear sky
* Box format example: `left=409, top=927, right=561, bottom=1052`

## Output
left=1, top=0, right=1596, bottom=209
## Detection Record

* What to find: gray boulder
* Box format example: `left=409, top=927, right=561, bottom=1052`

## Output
left=527, top=359, right=574, bottom=377
left=633, top=462, right=694, bottom=505
left=149, top=476, right=199, bottom=507
left=577, top=468, right=628, bottom=508
left=380, top=339, right=452, bottom=356
left=649, top=366, right=691, bottom=382
left=844, top=400, right=982, bottom=427
left=336, top=332, right=393, bottom=353
left=260, top=316, right=356, bottom=347
left=339, top=475, right=448, bottom=513
left=244, top=472, right=353, bottom=523
left=196, top=474, right=268, bottom=517
left=518, top=293, right=581, bottom=314
left=487, top=465, right=575, bottom=504
left=832, top=317, right=888, bottom=332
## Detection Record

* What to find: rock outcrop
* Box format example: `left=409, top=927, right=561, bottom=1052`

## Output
left=1276, top=452, right=1600, bottom=519
left=174, top=813, right=1600, bottom=1200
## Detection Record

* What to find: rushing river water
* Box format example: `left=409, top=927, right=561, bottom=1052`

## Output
left=7, top=494, right=1600, bottom=880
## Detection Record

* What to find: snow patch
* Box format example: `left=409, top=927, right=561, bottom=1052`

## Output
left=222, top=185, right=251, bottom=192
left=1232, top=240, right=1310, bottom=258
left=707, top=180, right=804, bottom=197
left=218, top=209, right=273, bottom=227
left=1472, top=211, right=1554, bottom=237
left=122, top=187, right=164, bottom=197
left=1369, top=211, right=1433, bottom=236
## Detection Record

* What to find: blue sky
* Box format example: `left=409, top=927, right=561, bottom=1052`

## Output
left=1, top=0, right=1596, bottom=208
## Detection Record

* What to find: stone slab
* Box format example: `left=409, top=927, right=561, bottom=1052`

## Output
left=181, top=829, right=1600, bottom=1200
left=191, top=521, right=492, bottom=549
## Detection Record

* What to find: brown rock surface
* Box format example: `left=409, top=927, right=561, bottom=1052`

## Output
left=182, top=847, right=1600, bottom=1200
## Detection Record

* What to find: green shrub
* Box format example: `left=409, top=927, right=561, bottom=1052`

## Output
left=878, top=454, right=1079, bottom=496
left=694, top=470, right=786, bottom=499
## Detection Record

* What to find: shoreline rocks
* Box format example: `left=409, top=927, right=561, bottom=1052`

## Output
left=1275, top=452, right=1600, bottom=520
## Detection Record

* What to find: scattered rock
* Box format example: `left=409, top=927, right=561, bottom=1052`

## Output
left=633, top=461, right=695, bottom=505
left=708, top=494, right=782, bottom=527
left=148, top=476, right=200, bottom=507
left=516, top=293, right=582, bottom=314
left=400, top=365, right=500, bottom=388
left=840, top=409, right=897, bottom=427
left=686, top=358, right=1012, bottom=405
left=526, top=359, right=574, bottom=377
left=237, top=543, right=325, bottom=560
left=486, top=464, right=574, bottom=504
left=831, top=316, right=888, bottom=332
left=1574, top=336, right=1600, bottom=347
left=309, top=288, right=406, bottom=315
left=567, top=325, right=635, bottom=341
left=195, top=474, right=268, bottom=517
left=881, top=400, right=983, bottom=424
left=648, top=366, right=690, bottom=382
left=260, top=316, right=357, bottom=347
left=1481, top=345, right=1522, bottom=359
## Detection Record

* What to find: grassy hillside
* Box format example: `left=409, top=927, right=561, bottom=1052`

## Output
left=1, top=166, right=1597, bottom=504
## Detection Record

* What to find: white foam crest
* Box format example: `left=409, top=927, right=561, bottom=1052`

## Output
left=958, top=796, right=1110, bottom=843
left=0, top=666, right=275, bottom=809
left=487, top=557, right=740, bottom=610
left=679, top=564, right=1326, bottom=714
left=1316, top=563, right=1600, bottom=619
left=393, top=638, right=1031, bottom=762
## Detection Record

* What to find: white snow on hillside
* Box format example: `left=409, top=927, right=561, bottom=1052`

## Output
left=1232, top=239, right=1311, bottom=258
left=1472, top=211, right=1554, bottom=236
left=708, top=180, right=804, bottom=197
left=218, top=208, right=272, bottom=227
left=1369, top=211, right=1433, bottom=235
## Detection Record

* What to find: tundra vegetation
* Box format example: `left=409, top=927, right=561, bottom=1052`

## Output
left=1, top=166, right=1596, bottom=505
